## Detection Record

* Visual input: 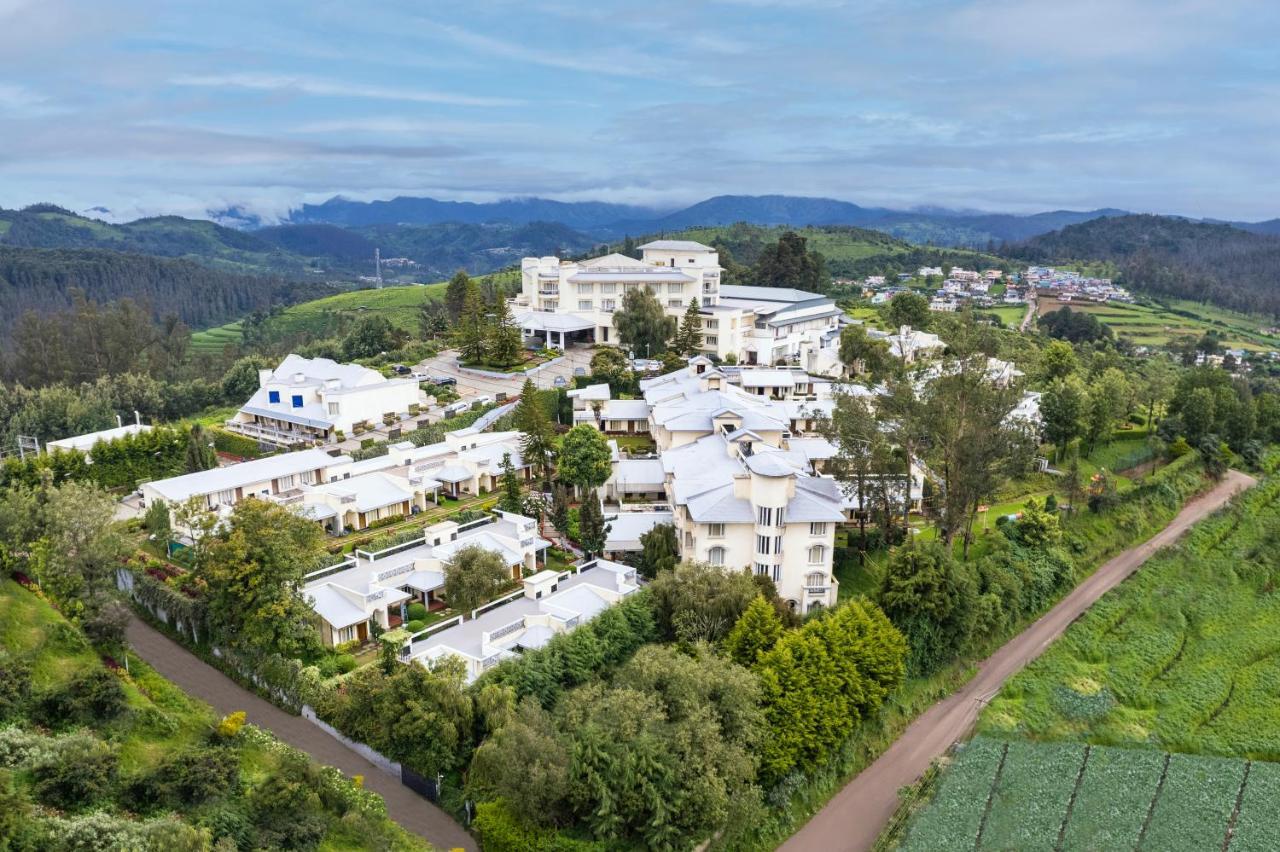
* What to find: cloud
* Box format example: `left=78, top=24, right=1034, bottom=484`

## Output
left=169, top=72, right=522, bottom=107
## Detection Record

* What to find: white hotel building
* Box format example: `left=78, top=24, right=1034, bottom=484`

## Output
left=517, top=241, right=846, bottom=370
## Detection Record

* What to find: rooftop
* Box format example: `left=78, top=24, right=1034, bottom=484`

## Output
left=146, top=448, right=345, bottom=503
left=638, top=239, right=715, bottom=252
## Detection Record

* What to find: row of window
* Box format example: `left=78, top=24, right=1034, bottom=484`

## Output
left=267, top=390, right=306, bottom=408
left=706, top=521, right=827, bottom=538
left=576, top=298, right=683, bottom=310
left=721, top=544, right=828, bottom=565
left=575, top=282, right=689, bottom=294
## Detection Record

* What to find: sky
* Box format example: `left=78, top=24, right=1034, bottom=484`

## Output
left=1, top=0, right=1278, bottom=223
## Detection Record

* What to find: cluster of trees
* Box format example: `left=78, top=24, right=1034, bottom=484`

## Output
left=1039, top=343, right=1151, bottom=459
left=445, top=271, right=524, bottom=368
left=0, top=423, right=216, bottom=492
left=1160, top=366, right=1280, bottom=456
left=1038, top=306, right=1112, bottom=343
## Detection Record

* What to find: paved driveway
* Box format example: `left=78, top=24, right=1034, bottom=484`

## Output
left=415, top=347, right=594, bottom=402
left=125, top=617, right=477, bottom=851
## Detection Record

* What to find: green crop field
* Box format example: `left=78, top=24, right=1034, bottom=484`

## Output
left=1037, top=297, right=1280, bottom=351
left=980, top=475, right=1280, bottom=757
left=898, top=738, right=1270, bottom=851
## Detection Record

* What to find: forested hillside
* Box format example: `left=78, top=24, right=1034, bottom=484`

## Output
left=0, top=245, right=333, bottom=342
left=1008, top=214, right=1280, bottom=317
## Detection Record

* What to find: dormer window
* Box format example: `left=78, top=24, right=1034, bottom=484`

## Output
left=291, top=395, right=304, bottom=408
left=268, top=390, right=280, bottom=404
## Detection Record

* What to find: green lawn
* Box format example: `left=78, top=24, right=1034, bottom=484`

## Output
left=1037, top=297, right=1280, bottom=351
left=612, top=434, right=657, bottom=455
left=976, top=305, right=1026, bottom=327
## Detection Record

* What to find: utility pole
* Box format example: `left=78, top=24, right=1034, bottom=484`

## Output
left=374, top=247, right=383, bottom=289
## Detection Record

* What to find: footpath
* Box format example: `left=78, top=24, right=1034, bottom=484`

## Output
left=125, top=617, right=477, bottom=852
left=781, top=470, right=1256, bottom=852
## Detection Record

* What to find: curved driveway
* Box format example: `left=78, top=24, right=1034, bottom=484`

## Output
left=781, top=470, right=1256, bottom=852
left=126, top=617, right=476, bottom=851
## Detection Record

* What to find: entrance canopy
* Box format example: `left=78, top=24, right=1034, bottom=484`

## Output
left=515, top=311, right=596, bottom=349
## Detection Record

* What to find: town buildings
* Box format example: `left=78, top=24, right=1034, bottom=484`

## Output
left=227, top=354, right=421, bottom=446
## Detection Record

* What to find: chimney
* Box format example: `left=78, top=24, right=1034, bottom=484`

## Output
left=134, top=410, right=141, bottom=426
left=116, top=414, right=123, bottom=428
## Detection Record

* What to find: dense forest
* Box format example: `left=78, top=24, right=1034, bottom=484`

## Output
left=1006, top=215, right=1280, bottom=317
left=0, top=245, right=333, bottom=343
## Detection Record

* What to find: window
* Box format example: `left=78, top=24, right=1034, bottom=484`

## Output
left=810, top=522, right=827, bottom=536
left=704, top=319, right=718, bottom=330
left=806, top=571, right=826, bottom=588
left=685, top=532, right=694, bottom=548
left=214, top=488, right=235, bottom=506
left=578, top=300, right=593, bottom=310
left=669, top=299, right=682, bottom=308
left=757, top=507, right=774, bottom=527
left=577, top=282, right=592, bottom=294
left=601, top=299, right=616, bottom=312
left=291, top=394, right=303, bottom=408
left=600, top=283, right=615, bottom=294
left=707, top=523, right=725, bottom=538
left=327, top=402, right=340, bottom=416
left=708, top=546, right=726, bottom=566
left=268, top=390, right=280, bottom=404
left=756, top=534, right=771, bottom=555
left=773, top=565, right=781, bottom=583
left=808, top=545, right=827, bottom=564
left=667, top=282, right=683, bottom=294
left=754, top=563, right=770, bottom=577
left=705, top=335, right=718, bottom=346
left=278, top=474, right=297, bottom=490
left=775, top=535, right=783, bottom=553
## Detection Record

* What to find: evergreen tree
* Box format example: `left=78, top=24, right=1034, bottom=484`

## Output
left=614, top=286, right=674, bottom=359
left=883, top=292, right=930, bottom=330
left=184, top=424, right=216, bottom=472
left=514, top=379, right=555, bottom=482
left=455, top=276, right=488, bottom=364
left=723, top=595, right=783, bottom=666
left=752, top=231, right=827, bottom=291
left=444, top=270, right=471, bottom=322
left=577, top=490, right=610, bottom=557
left=550, top=484, right=571, bottom=537
left=418, top=300, right=448, bottom=340
left=498, top=452, right=523, bottom=514
left=487, top=294, right=523, bottom=368
left=1041, top=375, right=1089, bottom=461
left=557, top=425, right=612, bottom=493
left=673, top=297, right=702, bottom=357
left=637, top=522, right=678, bottom=580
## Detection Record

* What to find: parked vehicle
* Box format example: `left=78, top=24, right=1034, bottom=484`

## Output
left=429, top=375, right=457, bottom=386
left=471, top=395, right=493, bottom=407
left=392, top=364, right=411, bottom=375
left=553, top=376, right=568, bottom=387
left=443, top=400, right=471, bottom=416
left=573, top=366, right=587, bottom=377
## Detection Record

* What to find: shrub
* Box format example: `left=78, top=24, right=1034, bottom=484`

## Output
left=35, top=668, right=126, bottom=729
left=0, top=655, right=31, bottom=722
left=81, top=599, right=132, bottom=648
left=473, top=798, right=604, bottom=852
left=405, top=620, right=426, bottom=634
left=406, top=602, right=428, bottom=622
left=335, top=654, right=358, bottom=674
left=31, top=731, right=118, bottom=811
left=215, top=710, right=246, bottom=740
left=132, top=745, right=240, bottom=810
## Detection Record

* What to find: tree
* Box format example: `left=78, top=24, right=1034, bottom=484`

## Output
left=838, top=324, right=889, bottom=378
left=497, top=452, right=523, bottom=515
left=1182, top=386, right=1217, bottom=444
left=143, top=498, right=172, bottom=551
left=341, top=314, right=405, bottom=360
left=34, top=481, right=127, bottom=620
left=577, top=491, right=610, bottom=557
left=589, top=347, right=636, bottom=396
left=444, top=270, right=471, bottom=323
left=201, top=499, right=326, bottom=657
left=557, top=425, right=611, bottom=492
left=877, top=369, right=929, bottom=535
left=549, top=484, right=571, bottom=537
left=454, top=275, right=488, bottom=364
left=647, top=562, right=759, bottom=643
left=513, top=380, right=555, bottom=482
left=613, top=286, right=674, bottom=359
left=883, top=292, right=930, bottom=330
left=722, top=595, right=783, bottom=666
left=419, top=299, right=448, bottom=340
left=1199, top=435, right=1229, bottom=481
left=673, top=297, right=703, bottom=358
left=825, top=390, right=894, bottom=552
left=1085, top=367, right=1130, bottom=450
left=878, top=543, right=975, bottom=675
left=220, top=355, right=270, bottom=402
left=1039, top=340, right=1078, bottom=381
left=752, top=231, right=827, bottom=291
left=443, top=544, right=511, bottom=613
left=487, top=295, right=523, bottom=368
left=184, top=423, right=216, bottom=472
left=1138, top=357, right=1176, bottom=429
left=1041, top=375, right=1089, bottom=461
left=1060, top=454, right=1083, bottom=515
left=637, top=522, right=678, bottom=580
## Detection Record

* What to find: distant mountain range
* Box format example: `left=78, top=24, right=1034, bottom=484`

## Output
left=211, top=193, right=1142, bottom=248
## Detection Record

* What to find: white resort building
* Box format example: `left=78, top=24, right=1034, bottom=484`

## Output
left=227, top=354, right=421, bottom=445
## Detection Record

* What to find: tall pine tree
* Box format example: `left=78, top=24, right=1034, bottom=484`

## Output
left=514, top=379, right=555, bottom=483
left=454, top=275, right=488, bottom=364
left=674, top=297, right=703, bottom=357
left=487, top=295, right=523, bottom=368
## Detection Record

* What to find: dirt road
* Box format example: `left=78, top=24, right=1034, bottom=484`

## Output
left=125, top=618, right=477, bottom=851
left=781, top=469, right=1256, bottom=852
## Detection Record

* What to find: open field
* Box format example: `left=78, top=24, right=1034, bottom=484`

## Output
left=1036, top=296, right=1280, bottom=351
left=190, top=282, right=448, bottom=351
left=975, top=305, right=1026, bottom=327
left=980, top=473, right=1280, bottom=757
left=897, top=737, right=1271, bottom=851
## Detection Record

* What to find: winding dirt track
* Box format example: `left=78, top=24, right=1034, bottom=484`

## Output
left=781, top=469, right=1256, bottom=852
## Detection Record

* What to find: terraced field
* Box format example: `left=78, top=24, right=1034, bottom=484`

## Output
left=189, top=319, right=244, bottom=352
left=899, top=738, right=1269, bottom=851
left=1037, top=297, right=1280, bottom=351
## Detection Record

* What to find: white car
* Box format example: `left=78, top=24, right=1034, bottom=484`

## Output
left=443, top=400, right=471, bottom=416
left=471, top=395, right=493, bottom=407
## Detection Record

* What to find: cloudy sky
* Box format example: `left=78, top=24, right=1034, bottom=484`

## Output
left=2, top=0, right=1277, bottom=222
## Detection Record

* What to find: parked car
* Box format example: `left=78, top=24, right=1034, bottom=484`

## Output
left=443, top=400, right=471, bottom=416
left=573, top=366, right=587, bottom=377
left=471, top=395, right=493, bottom=407
left=392, top=364, right=411, bottom=375
left=429, top=375, right=457, bottom=386
left=553, top=376, right=568, bottom=388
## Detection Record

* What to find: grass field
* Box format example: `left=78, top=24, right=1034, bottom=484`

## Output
left=976, top=305, right=1027, bottom=328
left=190, top=282, right=448, bottom=351
left=897, top=737, right=1271, bottom=851
left=1037, top=297, right=1280, bottom=351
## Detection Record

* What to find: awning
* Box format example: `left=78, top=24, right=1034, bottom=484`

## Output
left=515, top=312, right=596, bottom=333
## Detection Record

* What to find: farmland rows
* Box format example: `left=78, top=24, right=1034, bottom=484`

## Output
left=897, top=738, right=1267, bottom=851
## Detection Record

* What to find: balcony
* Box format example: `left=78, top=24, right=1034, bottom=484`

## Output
left=538, top=287, right=560, bottom=296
